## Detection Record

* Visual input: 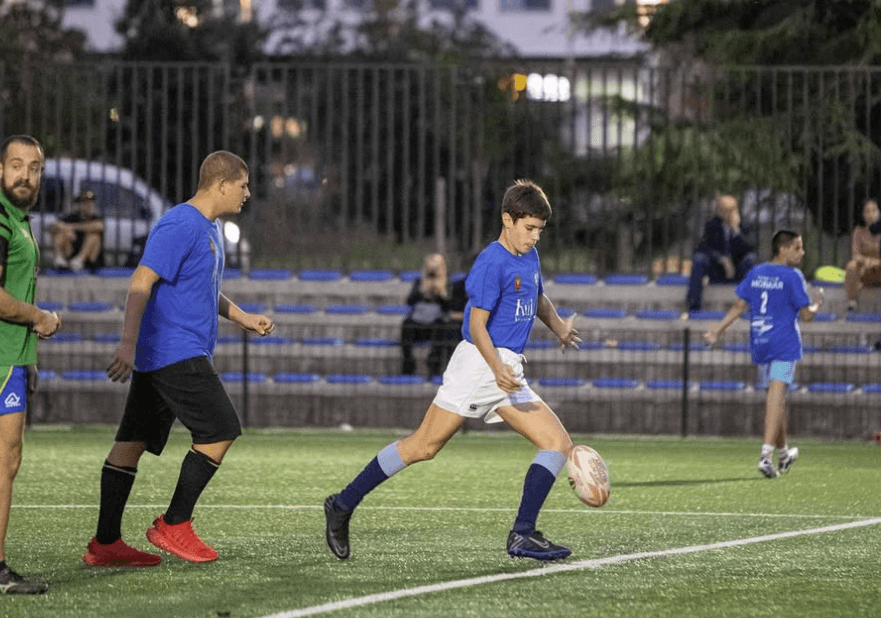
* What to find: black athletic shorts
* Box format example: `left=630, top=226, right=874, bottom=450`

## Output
left=115, top=356, right=242, bottom=456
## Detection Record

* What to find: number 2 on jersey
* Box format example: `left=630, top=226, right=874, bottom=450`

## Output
left=760, top=290, right=768, bottom=314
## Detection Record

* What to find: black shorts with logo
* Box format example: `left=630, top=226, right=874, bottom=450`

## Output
left=115, top=356, right=242, bottom=455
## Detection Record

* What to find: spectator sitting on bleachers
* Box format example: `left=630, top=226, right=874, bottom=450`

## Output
left=52, top=190, right=105, bottom=273
left=845, top=198, right=881, bottom=312
left=686, top=194, right=757, bottom=311
left=400, top=253, right=467, bottom=377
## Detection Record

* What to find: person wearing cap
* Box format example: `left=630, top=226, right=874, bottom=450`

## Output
left=51, top=189, right=104, bottom=272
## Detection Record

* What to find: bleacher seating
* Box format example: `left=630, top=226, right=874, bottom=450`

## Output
left=30, top=269, right=881, bottom=437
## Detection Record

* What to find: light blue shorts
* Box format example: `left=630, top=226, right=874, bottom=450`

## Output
left=0, top=366, right=28, bottom=415
left=757, top=360, right=797, bottom=389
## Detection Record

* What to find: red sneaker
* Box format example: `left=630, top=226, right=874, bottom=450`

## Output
left=83, top=537, right=162, bottom=567
left=146, top=514, right=218, bottom=563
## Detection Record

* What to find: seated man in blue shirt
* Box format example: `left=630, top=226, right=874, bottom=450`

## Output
left=686, top=194, right=757, bottom=311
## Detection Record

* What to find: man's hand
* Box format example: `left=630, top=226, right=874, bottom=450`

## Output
left=33, top=310, right=61, bottom=338
left=238, top=312, right=275, bottom=336
left=107, top=341, right=136, bottom=383
left=719, top=256, right=736, bottom=280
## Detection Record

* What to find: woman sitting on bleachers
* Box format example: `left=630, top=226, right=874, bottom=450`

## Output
left=400, top=254, right=466, bottom=377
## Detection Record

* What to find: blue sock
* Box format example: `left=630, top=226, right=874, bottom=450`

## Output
left=334, top=442, right=406, bottom=513
left=512, top=450, right=567, bottom=535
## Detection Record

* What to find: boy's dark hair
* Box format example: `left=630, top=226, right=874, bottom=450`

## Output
left=502, top=179, right=552, bottom=222
left=771, top=229, right=800, bottom=256
left=0, top=135, right=43, bottom=163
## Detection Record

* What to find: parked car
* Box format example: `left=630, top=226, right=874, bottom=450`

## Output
left=29, top=158, right=251, bottom=270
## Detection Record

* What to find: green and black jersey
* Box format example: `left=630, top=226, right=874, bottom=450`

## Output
left=0, top=190, right=39, bottom=366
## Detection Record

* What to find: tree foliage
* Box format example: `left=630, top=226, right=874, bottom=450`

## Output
left=573, top=0, right=881, bottom=235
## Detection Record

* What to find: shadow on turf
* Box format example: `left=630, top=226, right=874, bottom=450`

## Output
left=614, top=476, right=763, bottom=488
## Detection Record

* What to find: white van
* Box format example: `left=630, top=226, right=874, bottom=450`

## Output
left=29, top=158, right=250, bottom=269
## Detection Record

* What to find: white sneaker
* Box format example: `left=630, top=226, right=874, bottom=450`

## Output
left=778, top=447, right=799, bottom=474
left=69, top=256, right=84, bottom=272
left=758, top=457, right=778, bottom=478
left=53, top=254, right=69, bottom=269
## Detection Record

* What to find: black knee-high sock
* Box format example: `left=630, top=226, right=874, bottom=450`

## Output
left=96, top=460, right=138, bottom=544
left=164, top=449, right=220, bottom=526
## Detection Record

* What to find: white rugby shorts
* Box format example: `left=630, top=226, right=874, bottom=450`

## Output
left=432, top=340, right=543, bottom=423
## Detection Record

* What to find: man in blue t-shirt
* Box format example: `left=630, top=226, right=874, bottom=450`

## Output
left=324, top=180, right=586, bottom=562
left=83, top=151, right=275, bottom=567
left=705, top=229, right=823, bottom=479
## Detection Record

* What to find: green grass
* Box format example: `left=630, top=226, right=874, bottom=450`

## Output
left=5, top=426, right=880, bottom=618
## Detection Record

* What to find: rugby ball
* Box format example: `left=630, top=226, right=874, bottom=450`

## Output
left=567, top=445, right=610, bottom=507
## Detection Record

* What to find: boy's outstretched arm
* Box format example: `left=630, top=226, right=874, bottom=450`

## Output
left=537, top=294, right=581, bottom=352
left=799, top=287, right=824, bottom=323
left=704, top=298, right=749, bottom=345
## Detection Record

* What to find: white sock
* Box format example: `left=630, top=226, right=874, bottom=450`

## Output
left=760, top=444, right=774, bottom=459
left=778, top=446, right=789, bottom=460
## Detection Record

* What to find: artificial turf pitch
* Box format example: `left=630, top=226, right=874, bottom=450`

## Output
left=4, top=425, right=880, bottom=618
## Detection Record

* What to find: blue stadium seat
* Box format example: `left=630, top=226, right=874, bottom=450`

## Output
left=722, top=342, right=750, bottom=353
left=37, top=301, right=64, bottom=312
left=42, top=268, right=81, bottom=277
left=223, top=268, right=241, bottom=280
left=812, top=279, right=843, bottom=288
left=297, top=269, right=340, bottom=282
left=538, top=377, right=585, bottom=387
left=250, top=269, right=293, bottom=281
left=807, top=382, right=854, bottom=393
left=62, top=370, right=106, bottom=381
left=616, top=340, right=663, bottom=351
left=687, top=310, right=725, bottom=321
left=349, top=270, right=394, bottom=282
left=376, top=304, right=410, bottom=316
left=273, top=373, right=320, bottom=384
left=249, top=336, right=294, bottom=345
left=354, top=338, right=399, bottom=347
left=668, top=342, right=712, bottom=351
left=274, top=304, right=318, bottom=314
left=93, top=333, right=121, bottom=344
left=525, top=339, right=559, bottom=350
left=325, top=304, right=370, bottom=315
left=216, top=335, right=241, bottom=345
left=68, top=301, right=114, bottom=312
left=450, top=271, right=468, bottom=283
left=557, top=307, right=577, bottom=318
left=326, top=374, right=373, bottom=384
left=302, top=337, right=345, bottom=346
left=646, top=379, right=687, bottom=390
left=95, top=267, right=135, bottom=278
left=379, top=375, right=426, bottom=385
left=237, top=302, right=266, bottom=314
left=580, top=340, right=607, bottom=350
left=44, top=333, right=84, bottom=343
left=655, top=274, right=688, bottom=286
left=553, top=273, right=597, bottom=285
left=845, top=312, right=881, bottom=323
left=635, top=309, right=681, bottom=321
left=220, top=372, right=267, bottom=383
left=399, top=270, right=421, bottom=283
left=813, top=312, right=839, bottom=322
left=802, top=344, right=824, bottom=354
left=583, top=308, right=628, bottom=319
left=592, top=377, right=639, bottom=389
left=38, top=369, right=57, bottom=381
left=860, top=383, right=881, bottom=394
left=603, top=274, right=649, bottom=286
left=828, top=345, right=873, bottom=354
left=699, top=380, right=746, bottom=391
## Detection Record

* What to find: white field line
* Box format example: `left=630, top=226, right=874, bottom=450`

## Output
left=260, top=517, right=881, bottom=618
left=11, top=503, right=872, bottom=520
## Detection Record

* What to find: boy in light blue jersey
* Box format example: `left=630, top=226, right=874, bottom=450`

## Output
left=705, top=230, right=823, bottom=478
left=324, top=180, right=583, bottom=561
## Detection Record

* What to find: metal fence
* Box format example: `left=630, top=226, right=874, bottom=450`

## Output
left=3, top=59, right=880, bottom=275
